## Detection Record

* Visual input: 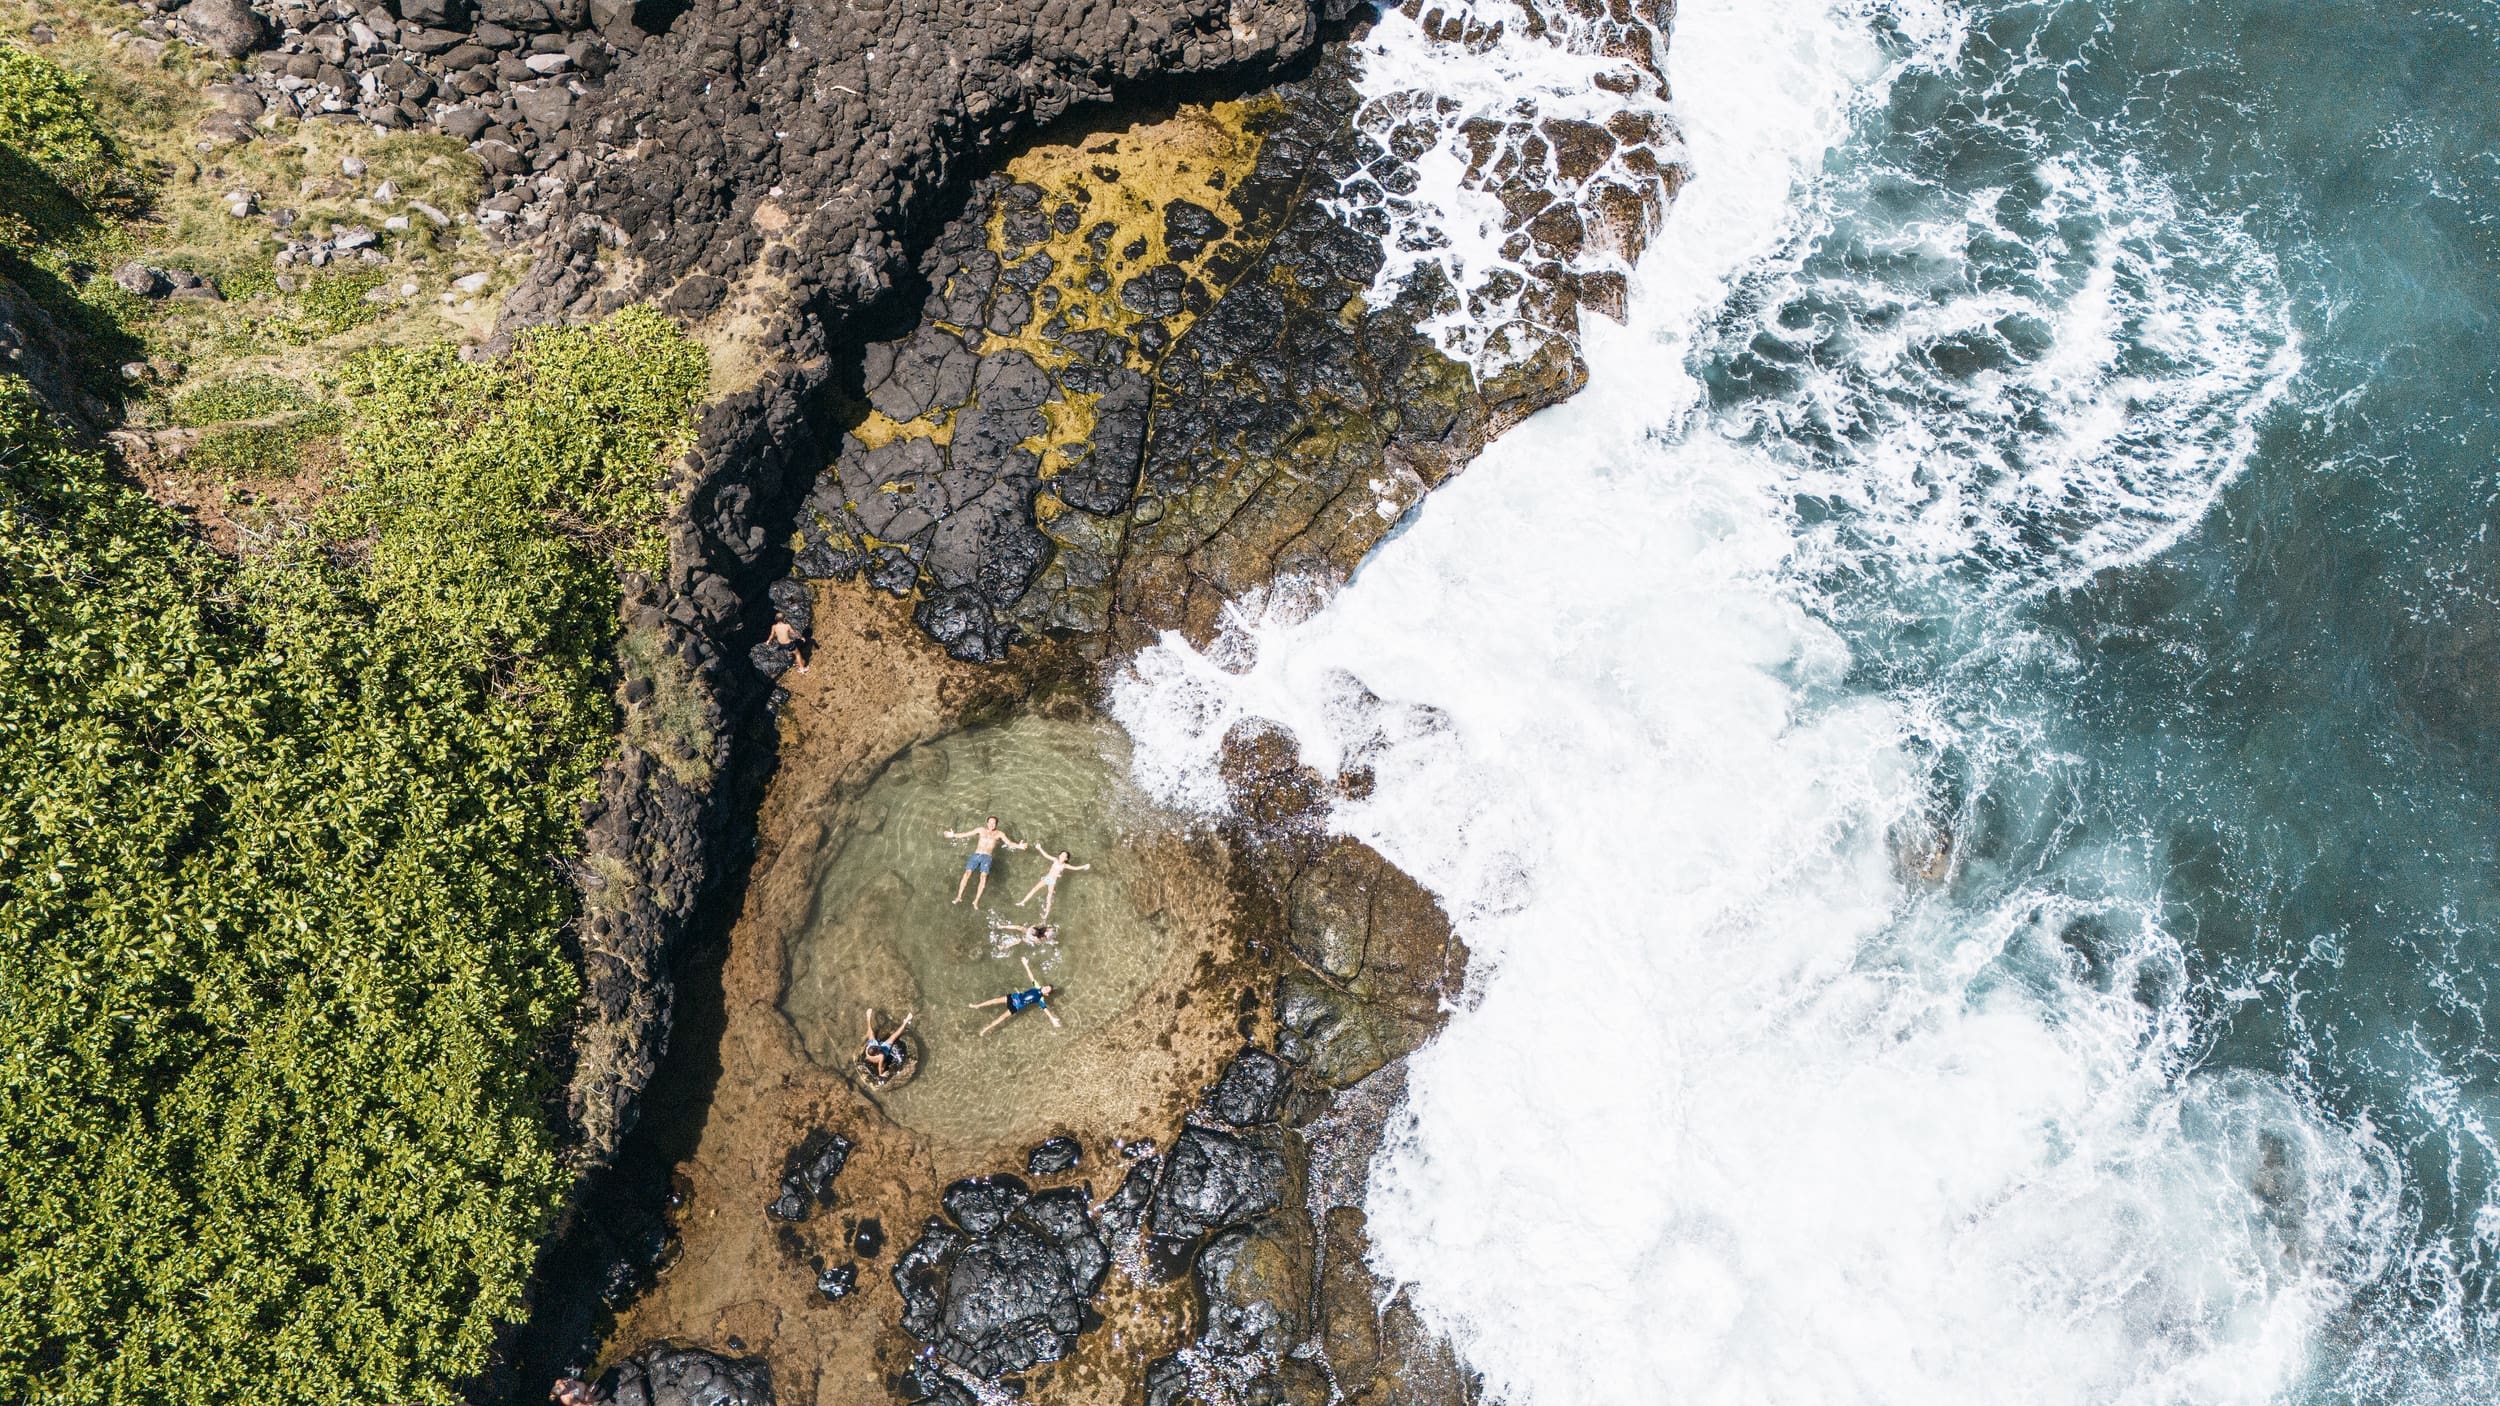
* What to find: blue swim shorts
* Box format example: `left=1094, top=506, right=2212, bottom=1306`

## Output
left=966, top=851, right=992, bottom=874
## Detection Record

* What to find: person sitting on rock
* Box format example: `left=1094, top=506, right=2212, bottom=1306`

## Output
left=550, top=1378, right=598, bottom=1406
left=862, top=1007, right=914, bottom=1079
left=768, top=618, right=812, bottom=674
left=990, top=918, right=1059, bottom=951
left=944, top=815, right=1025, bottom=905
left=1015, top=844, right=1089, bottom=920
left=972, top=956, right=1060, bottom=1036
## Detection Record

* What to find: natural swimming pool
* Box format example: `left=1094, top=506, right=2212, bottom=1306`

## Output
left=779, top=712, right=1199, bottom=1147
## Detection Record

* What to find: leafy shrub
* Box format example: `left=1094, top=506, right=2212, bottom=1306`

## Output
left=189, top=406, right=343, bottom=476
left=0, top=43, right=120, bottom=204
left=273, top=267, right=390, bottom=342
left=0, top=308, right=707, bottom=1406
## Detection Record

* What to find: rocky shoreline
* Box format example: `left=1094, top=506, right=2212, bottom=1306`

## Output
left=513, top=0, right=1684, bottom=1391
left=7, top=0, right=1679, bottom=1395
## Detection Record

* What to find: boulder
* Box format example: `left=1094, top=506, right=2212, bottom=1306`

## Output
left=940, top=1174, right=1029, bottom=1236
left=896, top=1183, right=1109, bottom=1378
left=1025, top=1135, right=1081, bottom=1177
left=396, top=0, right=474, bottom=29
left=599, top=1347, right=772, bottom=1406
left=1195, top=1217, right=1311, bottom=1360
left=175, top=0, right=269, bottom=56
left=1150, top=1126, right=1287, bottom=1245
left=1205, top=1048, right=1291, bottom=1127
left=111, top=262, right=166, bottom=298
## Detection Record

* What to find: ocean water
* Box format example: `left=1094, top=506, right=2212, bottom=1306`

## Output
left=1112, top=0, right=2500, bottom=1401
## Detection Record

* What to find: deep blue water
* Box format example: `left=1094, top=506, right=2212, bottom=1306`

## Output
left=1706, top=0, right=2500, bottom=1395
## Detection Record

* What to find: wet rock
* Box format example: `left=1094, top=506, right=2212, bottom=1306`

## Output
left=815, top=1262, right=857, bottom=1300
left=1273, top=972, right=1401, bottom=1089
left=1150, top=1126, right=1287, bottom=1246
left=1162, top=199, right=1230, bottom=260
left=1025, top=1135, right=1081, bottom=1177
left=1097, top=1154, right=1160, bottom=1244
left=1205, top=1048, right=1290, bottom=1127
left=913, top=586, right=1011, bottom=664
left=896, top=1183, right=1111, bottom=1378
left=941, top=1174, right=1030, bottom=1236
left=766, top=1128, right=851, bottom=1221
left=852, top=1217, right=884, bottom=1258
left=894, top=1218, right=970, bottom=1339
left=1195, top=1217, right=1311, bottom=1360
left=598, top=1346, right=772, bottom=1406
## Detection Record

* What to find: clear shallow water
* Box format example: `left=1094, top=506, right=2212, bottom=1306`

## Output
left=1112, top=0, right=2500, bottom=1400
left=780, top=714, right=1190, bottom=1145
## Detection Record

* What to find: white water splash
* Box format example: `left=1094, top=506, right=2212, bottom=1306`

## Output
left=1112, top=0, right=2396, bottom=1402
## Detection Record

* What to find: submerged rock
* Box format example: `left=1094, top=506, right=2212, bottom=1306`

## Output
left=766, top=1129, right=852, bottom=1222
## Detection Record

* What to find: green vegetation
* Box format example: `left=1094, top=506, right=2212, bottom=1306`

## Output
left=0, top=307, right=708, bottom=1405
left=0, top=41, right=121, bottom=205
left=168, top=372, right=314, bottom=423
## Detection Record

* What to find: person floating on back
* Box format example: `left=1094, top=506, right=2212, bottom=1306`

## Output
left=990, top=919, right=1058, bottom=952
left=944, top=815, right=1025, bottom=905
left=861, top=1007, right=914, bottom=1080
left=973, top=956, right=1060, bottom=1036
left=1017, top=845, right=1090, bottom=921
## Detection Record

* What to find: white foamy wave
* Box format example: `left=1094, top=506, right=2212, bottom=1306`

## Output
left=1110, top=0, right=2400, bottom=1402
left=1729, top=148, right=2304, bottom=592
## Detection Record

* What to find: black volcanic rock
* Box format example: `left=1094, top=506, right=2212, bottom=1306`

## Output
left=1025, top=1135, right=1081, bottom=1177
left=941, top=1175, right=1031, bottom=1236
left=599, top=1347, right=772, bottom=1406
left=1150, top=1127, right=1287, bottom=1245
left=767, top=1129, right=851, bottom=1222
left=1205, top=1049, right=1291, bottom=1127
left=894, top=1183, right=1111, bottom=1378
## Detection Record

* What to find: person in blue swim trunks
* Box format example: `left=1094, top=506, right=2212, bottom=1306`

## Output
left=973, top=956, right=1060, bottom=1036
left=944, top=814, right=1026, bottom=906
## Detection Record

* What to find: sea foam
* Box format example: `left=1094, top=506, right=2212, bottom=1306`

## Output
left=1111, top=0, right=2397, bottom=1401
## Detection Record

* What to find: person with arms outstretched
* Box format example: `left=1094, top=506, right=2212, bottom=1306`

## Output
left=972, top=956, right=1060, bottom=1036
left=990, top=919, right=1058, bottom=950
left=1016, top=845, right=1089, bottom=920
left=945, top=815, right=1025, bottom=905
left=861, top=1007, right=914, bottom=1080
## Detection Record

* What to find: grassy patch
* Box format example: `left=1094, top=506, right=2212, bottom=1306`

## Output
left=168, top=370, right=313, bottom=422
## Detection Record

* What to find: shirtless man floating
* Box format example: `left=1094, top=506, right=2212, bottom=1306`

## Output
left=1016, top=845, right=1089, bottom=921
left=972, top=956, right=1060, bottom=1036
left=944, top=815, right=1025, bottom=905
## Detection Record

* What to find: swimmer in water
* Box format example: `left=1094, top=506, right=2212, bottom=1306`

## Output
left=1015, top=845, right=1090, bottom=921
left=861, top=1007, right=914, bottom=1079
left=944, top=815, right=1026, bottom=906
left=972, top=956, right=1060, bottom=1036
left=990, top=918, right=1059, bottom=951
